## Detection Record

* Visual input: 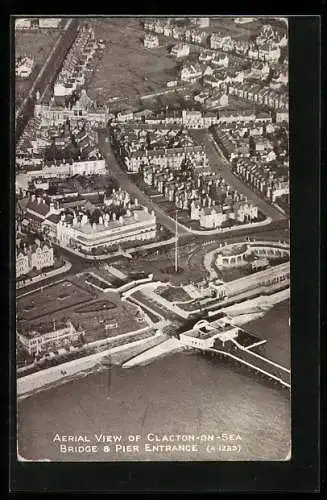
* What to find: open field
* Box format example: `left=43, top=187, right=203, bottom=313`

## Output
left=208, top=17, right=265, bottom=40
left=15, top=30, right=61, bottom=108
left=17, top=275, right=150, bottom=344
left=17, top=280, right=93, bottom=323
left=86, top=18, right=177, bottom=105
left=69, top=292, right=150, bottom=343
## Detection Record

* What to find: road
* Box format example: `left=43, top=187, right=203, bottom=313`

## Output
left=191, top=129, right=286, bottom=222
left=97, top=129, right=190, bottom=236
left=16, top=19, right=79, bottom=142
left=98, top=129, right=288, bottom=242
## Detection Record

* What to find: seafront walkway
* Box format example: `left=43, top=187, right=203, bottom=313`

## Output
left=122, top=337, right=182, bottom=368
left=17, top=331, right=165, bottom=398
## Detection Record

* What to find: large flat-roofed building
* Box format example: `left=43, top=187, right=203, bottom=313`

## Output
left=18, top=320, right=82, bottom=355
left=224, top=261, right=290, bottom=299
left=179, top=318, right=239, bottom=349
left=57, top=206, right=157, bottom=251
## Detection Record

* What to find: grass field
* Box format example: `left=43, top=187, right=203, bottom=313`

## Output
left=17, top=280, right=93, bottom=323
left=86, top=18, right=177, bottom=105
left=15, top=30, right=61, bottom=108
left=208, top=18, right=265, bottom=40
left=17, top=278, right=149, bottom=345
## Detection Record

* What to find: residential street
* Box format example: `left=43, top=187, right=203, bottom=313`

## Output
left=97, top=129, right=191, bottom=236
left=191, top=129, right=286, bottom=221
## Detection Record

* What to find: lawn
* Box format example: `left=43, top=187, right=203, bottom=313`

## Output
left=17, top=280, right=93, bottom=322
left=157, top=285, right=192, bottom=303
left=86, top=18, right=177, bottom=104
left=208, top=17, right=265, bottom=41
left=71, top=298, right=150, bottom=343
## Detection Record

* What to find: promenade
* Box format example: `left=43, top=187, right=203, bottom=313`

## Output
left=17, top=332, right=166, bottom=398
left=122, top=337, right=182, bottom=368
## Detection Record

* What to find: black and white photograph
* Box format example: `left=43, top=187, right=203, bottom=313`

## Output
left=14, top=16, right=292, bottom=463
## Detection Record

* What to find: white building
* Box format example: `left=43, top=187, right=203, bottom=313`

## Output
left=170, top=43, right=190, bottom=58
left=179, top=319, right=239, bottom=349
left=211, top=54, right=229, bottom=68
left=276, top=110, right=289, bottom=123
left=38, top=18, right=62, bottom=28
left=18, top=320, right=81, bottom=355
left=16, top=239, right=54, bottom=278
left=191, top=18, right=210, bottom=28
left=57, top=206, right=157, bottom=251
left=181, top=63, right=202, bottom=82
left=15, top=18, right=32, bottom=30
left=42, top=158, right=106, bottom=177
left=16, top=57, right=34, bottom=78
left=144, top=33, right=159, bottom=48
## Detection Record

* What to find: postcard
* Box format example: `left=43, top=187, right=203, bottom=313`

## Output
left=14, top=15, right=292, bottom=464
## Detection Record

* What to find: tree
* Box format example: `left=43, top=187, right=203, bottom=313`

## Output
left=249, top=136, right=256, bottom=156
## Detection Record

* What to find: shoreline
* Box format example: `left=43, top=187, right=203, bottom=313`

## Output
left=17, top=333, right=166, bottom=400
left=17, top=291, right=290, bottom=400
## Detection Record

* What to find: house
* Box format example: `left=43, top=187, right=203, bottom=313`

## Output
left=194, top=91, right=211, bottom=104
left=258, top=46, right=281, bottom=63
left=200, top=206, right=226, bottom=228
left=18, top=320, right=81, bottom=355
left=170, top=43, right=190, bottom=58
left=182, top=109, right=203, bottom=128
left=210, top=33, right=226, bottom=50
left=16, top=249, right=30, bottom=277
left=276, top=110, right=289, bottom=123
left=180, top=63, right=203, bottom=82
left=117, top=110, right=134, bottom=123
left=38, top=18, right=62, bottom=28
left=144, top=33, right=159, bottom=48
left=202, top=65, right=214, bottom=77
left=217, top=109, right=256, bottom=124
left=199, top=50, right=213, bottom=63
left=211, top=54, right=229, bottom=68
left=166, top=80, right=179, bottom=87
left=204, top=93, right=229, bottom=109
left=15, top=18, right=32, bottom=30
left=16, top=237, right=54, bottom=278
left=191, top=18, right=210, bottom=28
left=16, top=57, right=34, bottom=78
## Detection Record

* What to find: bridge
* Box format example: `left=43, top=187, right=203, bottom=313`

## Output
left=205, top=341, right=290, bottom=389
left=180, top=319, right=291, bottom=389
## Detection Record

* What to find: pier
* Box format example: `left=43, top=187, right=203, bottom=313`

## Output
left=201, top=341, right=290, bottom=389
left=179, top=318, right=290, bottom=389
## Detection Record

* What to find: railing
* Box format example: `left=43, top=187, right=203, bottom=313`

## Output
left=205, top=344, right=290, bottom=388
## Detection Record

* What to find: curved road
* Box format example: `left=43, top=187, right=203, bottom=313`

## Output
left=97, top=129, right=287, bottom=241
left=97, top=129, right=191, bottom=236
left=191, top=129, right=286, bottom=221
